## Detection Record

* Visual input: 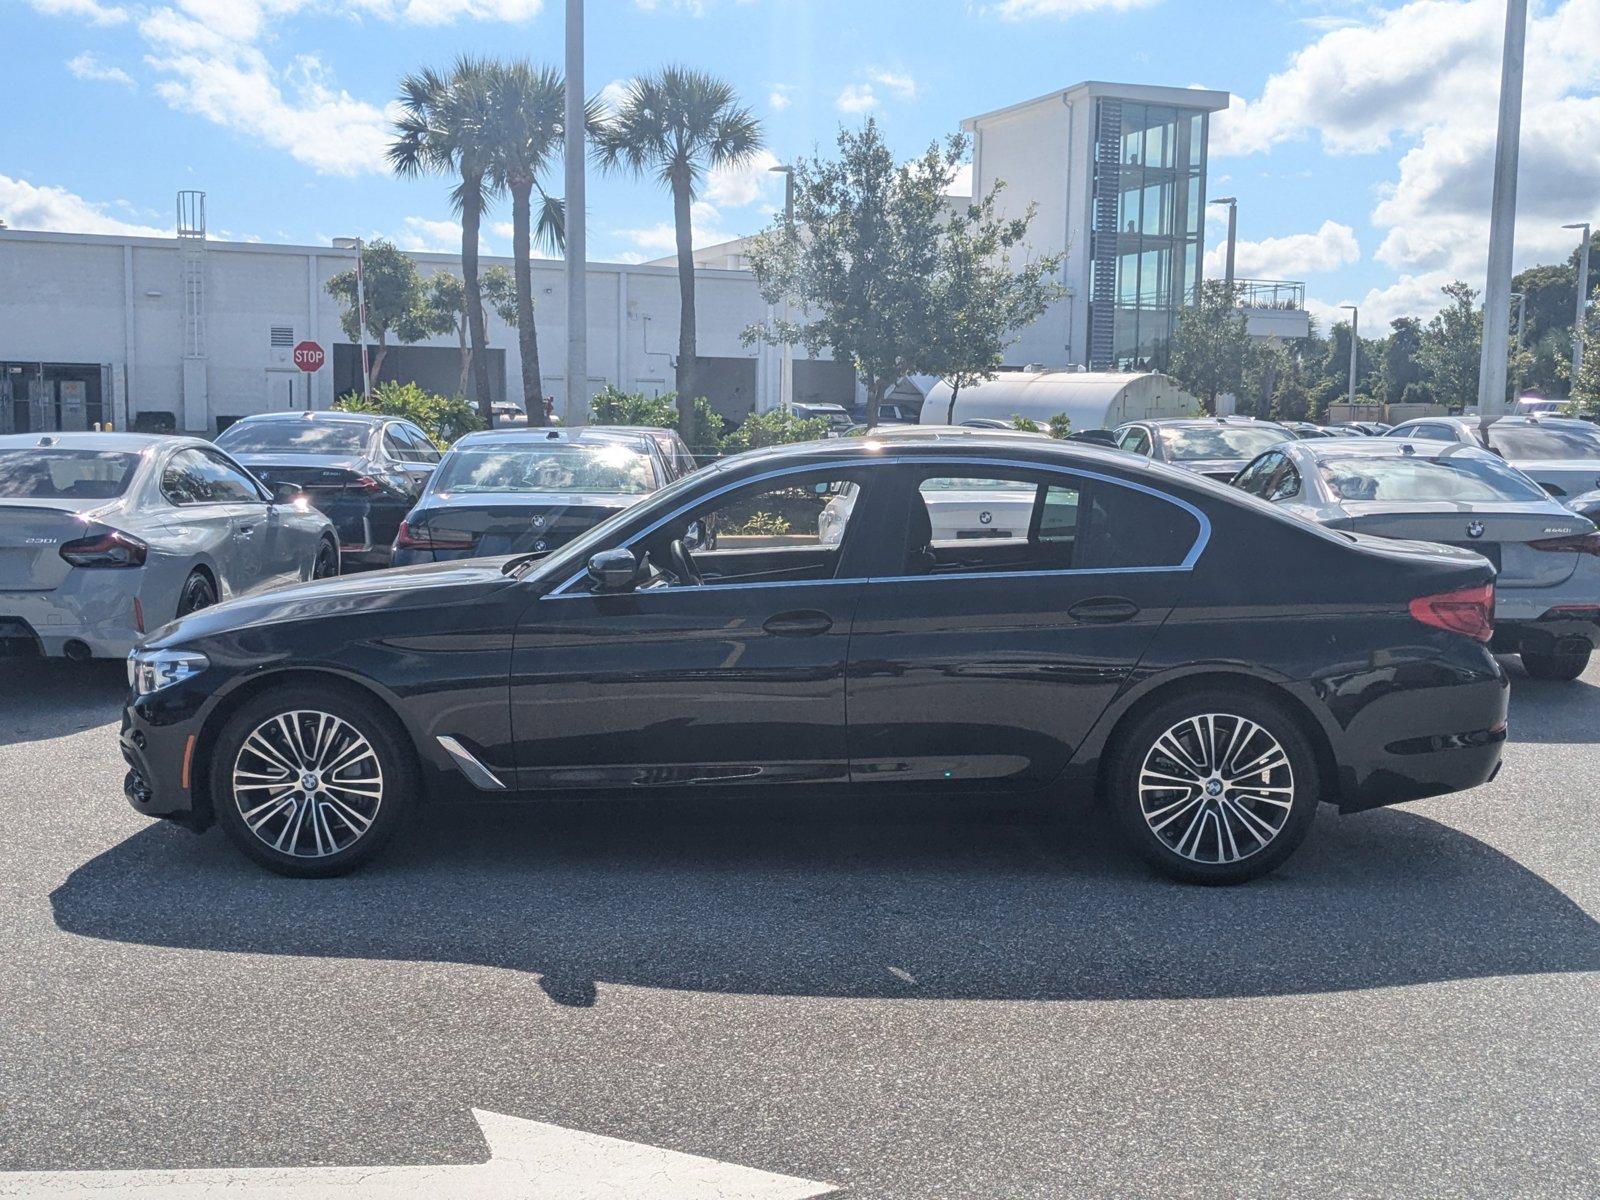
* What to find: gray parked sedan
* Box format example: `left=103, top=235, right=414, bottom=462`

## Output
left=1382, top=415, right=1600, bottom=498
left=0, top=433, right=338, bottom=659
left=1233, top=436, right=1600, bottom=680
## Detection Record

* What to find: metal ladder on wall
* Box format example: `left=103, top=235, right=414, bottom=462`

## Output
left=1088, top=99, right=1122, bottom=370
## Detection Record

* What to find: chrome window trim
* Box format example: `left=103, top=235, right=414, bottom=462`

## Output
left=542, top=454, right=1211, bottom=599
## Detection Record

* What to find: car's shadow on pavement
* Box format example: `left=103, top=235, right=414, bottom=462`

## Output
left=50, top=790, right=1600, bottom=1008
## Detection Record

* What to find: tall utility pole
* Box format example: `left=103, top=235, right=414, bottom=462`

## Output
left=1476, top=0, right=1528, bottom=440
left=1341, top=304, right=1359, bottom=410
left=563, top=0, right=586, bottom=425
left=1565, top=222, right=1591, bottom=388
left=769, top=163, right=796, bottom=412
left=1212, top=197, right=1238, bottom=291
left=333, top=236, right=371, bottom=402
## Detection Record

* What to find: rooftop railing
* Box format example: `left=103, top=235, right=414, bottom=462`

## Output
left=1232, top=279, right=1305, bottom=310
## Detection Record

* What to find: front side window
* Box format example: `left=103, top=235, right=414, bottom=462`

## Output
left=1266, top=463, right=1301, bottom=502
left=1119, top=427, right=1152, bottom=455
left=162, top=448, right=263, bottom=505
left=1232, top=452, right=1282, bottom=498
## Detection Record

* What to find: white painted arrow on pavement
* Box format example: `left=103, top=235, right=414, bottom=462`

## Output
left=0, top=1108, right=839, bottom=1199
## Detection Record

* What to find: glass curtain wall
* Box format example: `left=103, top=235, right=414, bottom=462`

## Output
left=1094, top=103, right=1207, bottom=370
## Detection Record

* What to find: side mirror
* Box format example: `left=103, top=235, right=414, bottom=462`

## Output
left=271, top=481, right=305, bottom=504
left=586, top=548, right=640, bottom=592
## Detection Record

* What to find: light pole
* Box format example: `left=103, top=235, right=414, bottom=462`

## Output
left=1476, top=0, right=1528, bottom=440
left=1564, top=222, right=1591, bottom=389
left=1210, top=197, right=1238, bottom=292
left=332, top=237, right=371, bottom=402
left=1340, top=304, right=1359, bottom=412
left=563, top=0, right=586, bottom=425
left=769, top=163, right=796, bottom=413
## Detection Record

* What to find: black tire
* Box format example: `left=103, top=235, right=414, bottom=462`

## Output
left=1106, top=689, right=1321, bottom=885
left=312, top=537, right=340, bottom=579
left=210, top=684, right=416, bottom=877
left=1521, top=648, right=1591, bottom=682
left=175, top=570, right=217, bottom=617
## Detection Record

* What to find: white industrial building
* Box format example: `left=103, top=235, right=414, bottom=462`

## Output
left=0, top=78, right=1310, bottom=437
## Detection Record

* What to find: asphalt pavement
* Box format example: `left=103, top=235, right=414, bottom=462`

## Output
left=0, top=655, right=1596, bottom=1198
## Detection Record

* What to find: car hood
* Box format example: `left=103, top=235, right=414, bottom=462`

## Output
left=145, top=557, right=518, bottom=647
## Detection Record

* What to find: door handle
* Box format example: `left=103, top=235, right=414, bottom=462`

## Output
left=1067, top=596, right=1140, bottom=623
left=763, top=610, right=834, bottom=637
left=235, top=525, right=256, bottom=537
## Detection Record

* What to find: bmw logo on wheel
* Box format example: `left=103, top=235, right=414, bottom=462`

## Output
left=1467, top=520, right=1486, bottom=539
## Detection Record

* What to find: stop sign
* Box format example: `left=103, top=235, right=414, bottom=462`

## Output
left=292, top=341, right=325, bottom=372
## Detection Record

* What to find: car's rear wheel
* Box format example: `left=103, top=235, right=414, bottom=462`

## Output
left=1108, top=690, right=1321, bottom=885
left=312, top=537, right=340, bottom=579
left=1521, top=647, right=1591, bottom=681
left=210, top=685, right=414, bottom=877
left=175, top=570, right=216, bottom=617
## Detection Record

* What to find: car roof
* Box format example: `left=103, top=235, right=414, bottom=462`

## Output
left=1137, top=417, right=1289, bottom=430
left=450, top=426, right=653, bottom=449
left=229, top=410, right=386, bottom=426
left=0, top=431, right=199, bottom=453
left=869, top=425, right=1051, bottom=441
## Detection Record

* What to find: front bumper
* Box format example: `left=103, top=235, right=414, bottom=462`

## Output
left=119, top=679, right=214, bottom=829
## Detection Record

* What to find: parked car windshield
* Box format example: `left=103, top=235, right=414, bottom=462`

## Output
left=1487, top=425, right=1600, bottom=461
left=0, top=449, right=143, bottom=499
left=1317, top=453, right=1549, bottom=503
left=434, top=442, right=660, bottom=495
left=215, top=420, right=371, bottom=456
left=1163, top=426, right=1287, bottom=462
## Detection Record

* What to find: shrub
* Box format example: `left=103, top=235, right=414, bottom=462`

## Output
left=335, top=381, right=483, bottom=446
left=1046, top=412, right=1073, bottom=439
left=586, top=387, right=726, bottom=457
left=721, top=408, right=831, bottom=453
left=1010, top=415, right=1041, bottom=432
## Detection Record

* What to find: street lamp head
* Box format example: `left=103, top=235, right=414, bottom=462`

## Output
left=1209, top=196, right=1236, bottom=206
left=768, top=164, right=795, bottom=175
left=331, top=237, right=361, bottom=250
left=1562, top=222, right=1589, bottom=231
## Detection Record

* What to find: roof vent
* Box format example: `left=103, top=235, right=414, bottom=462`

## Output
left=269, top=325, right=294, bottom=348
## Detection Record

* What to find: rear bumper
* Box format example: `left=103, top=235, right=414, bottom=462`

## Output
left=0, top=586, right=144, bottom=658
left=1491, top=611, right=1600, bottom=657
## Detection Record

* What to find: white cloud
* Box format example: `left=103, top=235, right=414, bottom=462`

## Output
left=1205, top=219, right=1360, bottom=279
left=947, top=162, right=973, bottom=198
left=989, top=0, right=1161, bottom=18
left=703, top=149, right=780, bottom=208
left=615, top=200, right=739, bottom=256
left=836, top=83, right=877, bottom=114
left=768, top=85, right=791, bottom=110
left=1210, top=0, right=1600, bottom=314
left=395, top=216, right=475, bottom=253
left=598, top=77, right=633, bottom=116
left=1308, top=271, right=1458, bottom=330
left=866, top=68, right=917, bottom=102
left=24, top=0, right=127, bottom=26
left=67, top=52, right=135, bottom=88
left=0, top=174, right=168, bottom=237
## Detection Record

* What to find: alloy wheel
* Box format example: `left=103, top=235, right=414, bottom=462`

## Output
left=1137, top=713, right=1295, bottom=864
left=231, top=710, right=384, bottom=859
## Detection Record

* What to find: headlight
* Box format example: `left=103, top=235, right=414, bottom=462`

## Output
left=128, top=648, right=209, bottom=695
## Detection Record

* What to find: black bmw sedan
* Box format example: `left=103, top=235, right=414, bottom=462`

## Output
left=121, top=434, right=1509, bottom=884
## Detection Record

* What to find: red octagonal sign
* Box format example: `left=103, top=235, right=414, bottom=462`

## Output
left=292, top=341, right=326, bottom=372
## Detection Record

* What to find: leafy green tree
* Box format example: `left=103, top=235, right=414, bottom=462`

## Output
left=334, top=380, right=484, bottom=445
left=919, top=183, right=1064, bottom=422
left=1570, top=308, right=1600, bottom=416
left=1381, top=317, right=1424, bottom=404
left=389, top=57, right=500, bottom=424
left=1046, top=412, right=1073, bottom=439
left=326, top=240, right=428, bottom=391
left=402, top=268, right=515, bottom=399
left=486, top=60, right=575, bottom=425
left=1240, top=337, right=1290, bottom=417
left=589, top=385, right=677, bottom=427
left=742, top=120, right=965, bottom=426
left=1418, top=281, right=1483, bottom=411
left=720, top=408, right=830, bottom=453
left=594, top=67, right=764, bottom=430
left=1168, top=280, right=1250, bottom=413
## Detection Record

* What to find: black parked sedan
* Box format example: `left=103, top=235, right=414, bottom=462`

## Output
left=121, top=436, right=1508, bottom=884
left=215, top=412, right=439, bottom=566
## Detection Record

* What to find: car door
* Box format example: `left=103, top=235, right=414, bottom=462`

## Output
left=210, top=445, right=314, bottom=587
left=509, top=464, right=886, bottom=791
left=845, top=460, right=1205, bottom=789
left=158, top=447, right=265, bottom=598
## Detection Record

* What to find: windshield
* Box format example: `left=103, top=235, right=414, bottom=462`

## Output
left=215, top=421, right=371, bottom=455
left=0, top=449, right=143, bottom=499
left=1318, top=454, right=1548, bottom=503
left=1488, top=425, right=1600, bottom=461
left=434, top=442, right=660, bottom=495
left=1163, top=426, right=1288, bottom=462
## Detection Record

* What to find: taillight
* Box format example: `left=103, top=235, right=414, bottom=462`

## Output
left=1528, top=532, right=1600, bottom=556
left=59, top=529, right=148, bottom=568
left=353, top=475, right=384, bottom=494
left=395, top=521, right=474, bottom=551
left=1409, top=583, right=1495, bottom=643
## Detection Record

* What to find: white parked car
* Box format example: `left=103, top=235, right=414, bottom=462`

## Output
left=1383, top=415, right=1600, bottom=499
left=0, top=433, right=338, bottom=659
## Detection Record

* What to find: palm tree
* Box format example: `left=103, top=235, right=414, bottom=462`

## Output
left=389, top=56, right=499, bottom=426
left=485, top=61, right=568, bottom=427
left=594, top=66, right=763, bottom=431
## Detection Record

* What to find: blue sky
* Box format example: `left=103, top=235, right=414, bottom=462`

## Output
left=4, top=0, right=1598, bottom=327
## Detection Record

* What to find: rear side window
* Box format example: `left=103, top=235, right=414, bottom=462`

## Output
left=1118, top=427, right=1151, bottom=454
left=1080, top=482, right=1201, bottom=568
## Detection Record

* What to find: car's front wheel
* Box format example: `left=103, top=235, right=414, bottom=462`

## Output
left=210, top=685, right=414, bottom=877
left=1107, top=690, right=1321, bottom=885
left=312, top=537, right=340, bottom=580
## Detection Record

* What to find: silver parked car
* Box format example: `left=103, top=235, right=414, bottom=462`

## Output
left=1233, top=436, right=1600, bottom=680
left=0, top=433, right=338, bottom=659
left=1382, top=415, right=1600, bottom=499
